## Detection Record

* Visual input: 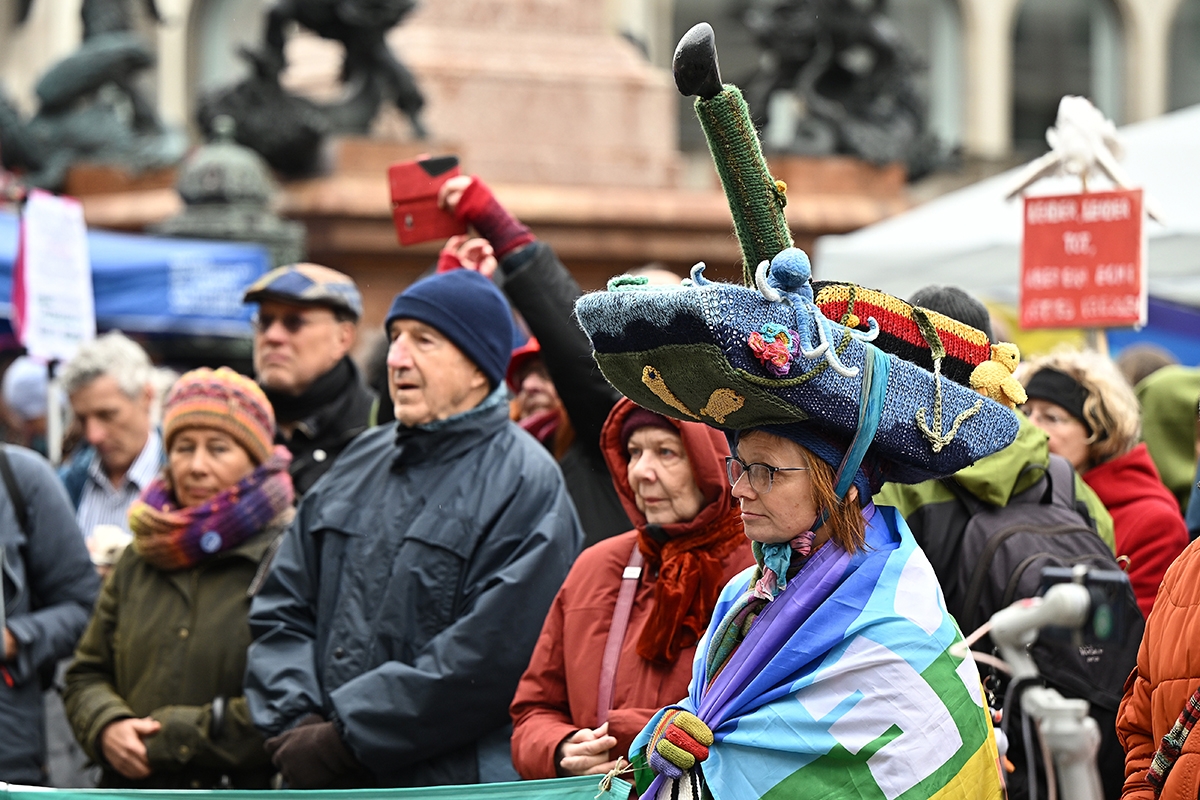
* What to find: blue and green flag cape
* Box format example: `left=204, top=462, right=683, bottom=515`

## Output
left=633, top=505, right=1003, bottom=800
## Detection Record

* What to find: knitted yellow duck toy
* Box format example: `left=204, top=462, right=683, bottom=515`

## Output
left=969, top=342, right=1027, bottom=409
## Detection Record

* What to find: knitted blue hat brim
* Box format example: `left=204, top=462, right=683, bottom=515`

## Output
left=386, top=271, right=513, bottom=390
left=575, top=272, right=1019, bottom=485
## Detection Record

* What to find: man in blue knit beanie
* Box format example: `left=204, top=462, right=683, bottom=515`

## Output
left=246, top=269, right=584, bottom=789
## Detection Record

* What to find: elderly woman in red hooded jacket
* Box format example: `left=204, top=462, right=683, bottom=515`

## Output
left=510, top=398, right=752, bottom=778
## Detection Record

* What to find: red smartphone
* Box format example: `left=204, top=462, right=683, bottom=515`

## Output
left=388, top=155, right=468, bottom=246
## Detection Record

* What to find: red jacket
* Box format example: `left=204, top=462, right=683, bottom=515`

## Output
left=509, top=400, right=753, bottom=779
left=1085, top=443, right=1189, bottom=618
left=1118, top=538, right=1200, bottom=798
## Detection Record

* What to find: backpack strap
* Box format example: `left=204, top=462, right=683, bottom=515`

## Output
left=939, top=475, right=986, bottom=517
left=1043, top=455, right=1078, bottom=509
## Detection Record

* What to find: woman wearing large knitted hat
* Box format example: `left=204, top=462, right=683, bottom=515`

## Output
left=1022, top=351, right=1188, bottom=617
left=571, top=23, right=1024, bottom=800
left=64, top=368, right=294, bottom=788
left=579, top=244, right=1016, bottom=800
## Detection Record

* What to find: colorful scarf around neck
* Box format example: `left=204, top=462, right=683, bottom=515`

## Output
left=129, top=446, right=295, bottom=571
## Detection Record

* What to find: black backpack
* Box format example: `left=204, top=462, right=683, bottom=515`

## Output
left=947, top=454, right=1143, bottom=800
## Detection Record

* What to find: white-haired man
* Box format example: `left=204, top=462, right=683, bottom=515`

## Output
left=58, top=332, right=164, bottom=539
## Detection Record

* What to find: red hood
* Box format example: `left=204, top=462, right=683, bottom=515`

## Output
left=600, top=398, right=734, bottom=537
left=1085, top=443, right=1176, bottom=510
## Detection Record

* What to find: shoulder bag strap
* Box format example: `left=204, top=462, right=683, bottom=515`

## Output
left=596, top=541, right=645, bottom=724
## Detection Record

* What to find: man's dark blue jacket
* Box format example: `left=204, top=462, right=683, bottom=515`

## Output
left=244, top=391, right=584, bottom=787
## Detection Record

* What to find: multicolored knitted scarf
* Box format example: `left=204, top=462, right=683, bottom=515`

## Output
left=129, top=446, right=295, bottom=571
left=704, top=528, right=821, bottom=688
left=1147, top=685, right=1200, bottom=792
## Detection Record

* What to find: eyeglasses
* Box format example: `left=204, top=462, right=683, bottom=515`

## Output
left=725, top=456, right=809, bottom=494
left=252, top=312, right=315, bottom=335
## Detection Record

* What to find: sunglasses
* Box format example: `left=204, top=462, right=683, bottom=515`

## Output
left=252, top=312, right=318, bottom=334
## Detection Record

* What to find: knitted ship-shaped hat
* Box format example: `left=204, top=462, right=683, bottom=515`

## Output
left=574, top=23, right=1019, bottom=486
left=576, top=248, right=1018, bottom=486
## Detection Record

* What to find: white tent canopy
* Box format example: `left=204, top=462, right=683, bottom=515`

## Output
left=815, top=104, right=1200, bottom=306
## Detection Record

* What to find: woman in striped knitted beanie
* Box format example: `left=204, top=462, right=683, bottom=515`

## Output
left=64, top=367, right=295, bottom=789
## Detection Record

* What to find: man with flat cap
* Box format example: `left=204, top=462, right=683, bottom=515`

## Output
left=245, top=269, right=583, bottom=789
left=243, top=263, right=376, bottom=495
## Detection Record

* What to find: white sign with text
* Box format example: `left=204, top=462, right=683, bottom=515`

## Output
left=14, top=189, right=96, bottom=362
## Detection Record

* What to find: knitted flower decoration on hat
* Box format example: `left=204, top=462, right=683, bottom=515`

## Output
left=163, top=367, right=275, bottom=465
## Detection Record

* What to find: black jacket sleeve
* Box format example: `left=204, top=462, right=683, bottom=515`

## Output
left=500, top=242, right=621, bottom=449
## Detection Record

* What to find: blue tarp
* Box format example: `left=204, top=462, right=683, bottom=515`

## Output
left=0, top=210, right=270, bottom=338
left=1109, top=295, right=1200, bottom=366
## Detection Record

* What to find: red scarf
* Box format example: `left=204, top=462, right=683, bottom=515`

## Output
left=635, top=507, right=745, bottom=664
left=602, top=399, right=746, bottom=665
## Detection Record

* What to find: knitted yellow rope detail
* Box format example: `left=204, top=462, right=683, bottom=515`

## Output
left=912, top=308, right=984, bottom=452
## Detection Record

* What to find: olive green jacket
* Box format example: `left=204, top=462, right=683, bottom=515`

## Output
left=64, top=511, right=292, bottom=789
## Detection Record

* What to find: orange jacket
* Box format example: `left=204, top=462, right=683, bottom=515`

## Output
left=1117, top=537, right=1200, bottom=798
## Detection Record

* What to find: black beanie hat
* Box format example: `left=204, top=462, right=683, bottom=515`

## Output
left=908, top=285, right=994, bottom=343
left=385, top=269, right=515, bottom=389
left=1024, top=367, right=1092, bottom=432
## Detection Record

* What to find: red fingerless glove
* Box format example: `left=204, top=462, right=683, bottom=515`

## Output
left=455, top=178, right=535, bottom=258
left=436, top=244, right=463, bottom=273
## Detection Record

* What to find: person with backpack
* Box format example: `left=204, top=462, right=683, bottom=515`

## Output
left=1023, top=351, right=1190, bottom=619
left=0, top=444, right=100, bottom=784
left=876, top=285, right=1137, bottom=800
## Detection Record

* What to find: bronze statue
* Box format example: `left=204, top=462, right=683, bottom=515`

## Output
left=198, top=0, right=426, bottom=177
left=0, top=0, right=184, bottom=189
left=734, top=0, right=942, bottom=179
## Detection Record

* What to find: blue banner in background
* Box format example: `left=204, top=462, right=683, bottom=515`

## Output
left=0, top=210, right=270, bottom=338
left=1108, top=296, right=1200, bottom=366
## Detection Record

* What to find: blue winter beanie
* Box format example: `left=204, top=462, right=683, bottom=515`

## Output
left=385, top=270, right=515, bottom=389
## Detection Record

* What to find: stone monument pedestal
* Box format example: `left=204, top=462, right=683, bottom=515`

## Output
left=280, top=0, right=680, bottom=189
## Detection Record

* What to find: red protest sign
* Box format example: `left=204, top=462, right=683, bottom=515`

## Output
left=1019, top=188, right=1146, bottom=329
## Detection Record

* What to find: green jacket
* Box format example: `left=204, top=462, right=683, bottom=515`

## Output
left=876, top=414, right=1114, bottom=616
left=1136, top=364, right=1200, bottom=512
left=64, top=512, right=292, bottom=789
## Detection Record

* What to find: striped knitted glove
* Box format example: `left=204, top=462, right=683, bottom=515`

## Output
left=645, top=709, right=714, bottom=779
left=453, top=177, right=535, bottom=258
